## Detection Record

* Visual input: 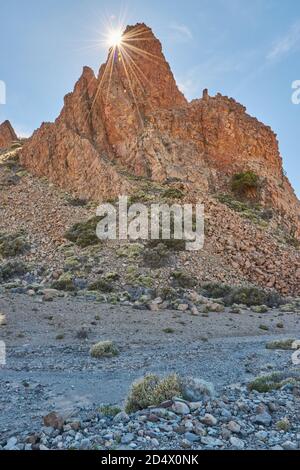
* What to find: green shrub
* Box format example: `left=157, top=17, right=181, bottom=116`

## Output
left=90, top=341, right=119, bottom=359
left=125, top=373, right=182, bottom=414
left=116, top=243, right=144, bottom=259
left=88, top=279, right=113, bottom=293
left=251, top=305, right=269, bottom=313
left=266, top=339, right=295, bottom=350
left=276, top=419, right=291, bottom=432
left=216, top=194, right=272, bottom=226
left=224, top=286, right=283, bottom=308
left=99, top=405, right=122, bottom=417
left=51, top=272, right=75, bottom=291
left=105, top=272, right=120, bottom=281
left=248, top=372, right=299, bottom=393
left=172, top=271, right=197, bottom=288
left=231, top=171, right=259, bottom=196
left=162, top=188, right=185, bottom=200
left=128, top=190, right=155, bottom=204
left=0, top=231, right=30, bottom=258
left=66, top=197, right=88, bottom=207
left=202, top=284, right=283, bottom=308
left=0, top=260, right=28, bottom=281
left=64, top=216, right=102, bottom=248
left=138, top=275, right=154, bottom=288
left=156, top=286, right=178, bottom=301
left=148, top=238, right=186, bottom=252
left=64, top=257, right=81, bottom=272
left=163, top=328, right=175, bottom=334
left=201, top=282, right=232, bottom=299
left=142, top=243, right=170, bottom=268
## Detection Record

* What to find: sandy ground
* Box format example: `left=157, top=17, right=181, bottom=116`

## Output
left=1, top=292, right=300, bottom=440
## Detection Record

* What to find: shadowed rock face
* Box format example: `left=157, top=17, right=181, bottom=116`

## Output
left=20, top=23, right=299, bottom=237
left=0, top=120, right=17, bottom=149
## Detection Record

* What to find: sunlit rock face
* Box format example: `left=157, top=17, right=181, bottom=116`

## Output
left=0, top=120, right=17, bottom=149
left=20, top=23, right=299, bottom=236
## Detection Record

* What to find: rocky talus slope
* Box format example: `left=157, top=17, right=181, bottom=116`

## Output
left=1, top=143, right=300, bottom=295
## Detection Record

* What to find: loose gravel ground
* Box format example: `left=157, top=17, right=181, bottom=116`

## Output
left=1, top=291, right=300, bottom=449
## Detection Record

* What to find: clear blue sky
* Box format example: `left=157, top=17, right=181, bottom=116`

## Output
left=1, top=0, right=299, bottom=196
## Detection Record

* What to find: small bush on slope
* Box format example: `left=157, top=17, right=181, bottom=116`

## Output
left=64, top=217, right=102, bottom=248
left=90, top=341, right=119, bottom=359
left=125, top=374, right=182, bottom=414
left=0, top=231, right=30, bottom=258
left=231, top=171, right=259, bottom=197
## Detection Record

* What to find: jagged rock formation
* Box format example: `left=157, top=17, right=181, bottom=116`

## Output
left=0, top=120, right=17, bottom=149
left=20, top=24, right=299, bottom=236
left=18, top=23, right=300, bottom=294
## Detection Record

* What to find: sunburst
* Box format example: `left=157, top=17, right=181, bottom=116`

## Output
left=85, top=21, right=165, bottom=126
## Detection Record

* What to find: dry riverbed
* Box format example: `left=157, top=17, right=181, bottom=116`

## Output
left=0, top=291, right=300, bottom=449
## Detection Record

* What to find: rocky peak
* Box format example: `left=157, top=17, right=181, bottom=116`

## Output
left=20, top=23, right=300, bottom=240
left=99, top=23, right=187, bottom=111
left=0, top=120, right=17, bottom=149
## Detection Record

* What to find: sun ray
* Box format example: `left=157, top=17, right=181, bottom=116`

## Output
left=120, top=47, right=147, bottom=98
left=81, top=21, right=166, bottom=130
left=87, top=45, right=115, bottom=119
left=121, top=42, right=165, bottom=66
left=118, top=47, right=144, bottom=126
left=105, top=47, right=116, bottom=106
left=120, top=46, right=149, bottom=93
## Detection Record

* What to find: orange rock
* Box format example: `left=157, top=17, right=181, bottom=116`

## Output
left=17, top=23, right=300, bottom=295
left=0, top=120, right=17, bottom=149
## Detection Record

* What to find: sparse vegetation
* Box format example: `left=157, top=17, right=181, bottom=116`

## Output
left=216, top=194, right=272, bottom=225
left=88, top=279, right=113, bottom=293
left=266, top=339, right=295, bottom=350
left=64, top=257, right=81, bottom=272
left=125, top=373, right=182, bottom=414
left=90, top=341, right=119, bottom=359
left=0, top=260, right=28, bottom=281
left=259, top=324, right=269, bottom=331
left=201, top=282, right=232, bottom=299
left=142, top=243, right=169, bottom=268
left=248, top=372, right=299, bottom=393
left=64, top=216, right=102, bottom=248
left=128, top=190, right=155, bottom=204
left=156, top=286, right=177, bottom=301
left=125, top=268, right=154, bottom=288
left=98, top=405, right=122, bottom=417
left=148, top=238, right=186, bottom=252
left=226, top=286, right=282, bottom=308
left=76, top=328, right=89, bottom=340
left=0, top=231, right=30, bottom=258
left=284, top=234, right=300, bottom=249
left=201, top=283, right=283, bottom=308
left=66, top=197, right=88, bottom=207
left=162, top=188, right=185, bottom=200
left=105, top=272, right=120, bottom=281
left=51, top=273, right=75, bottom=291
left=172, top=271, right=197, bottom=288
left=231, top=171, right=260, bottom=197
left=116, top=243, right=144, bottom=259
left=163, top=328, right=175, bottom=334
left=251, top=305, right=269, bottom=313
left=276, top=418, right=291, bottom=432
